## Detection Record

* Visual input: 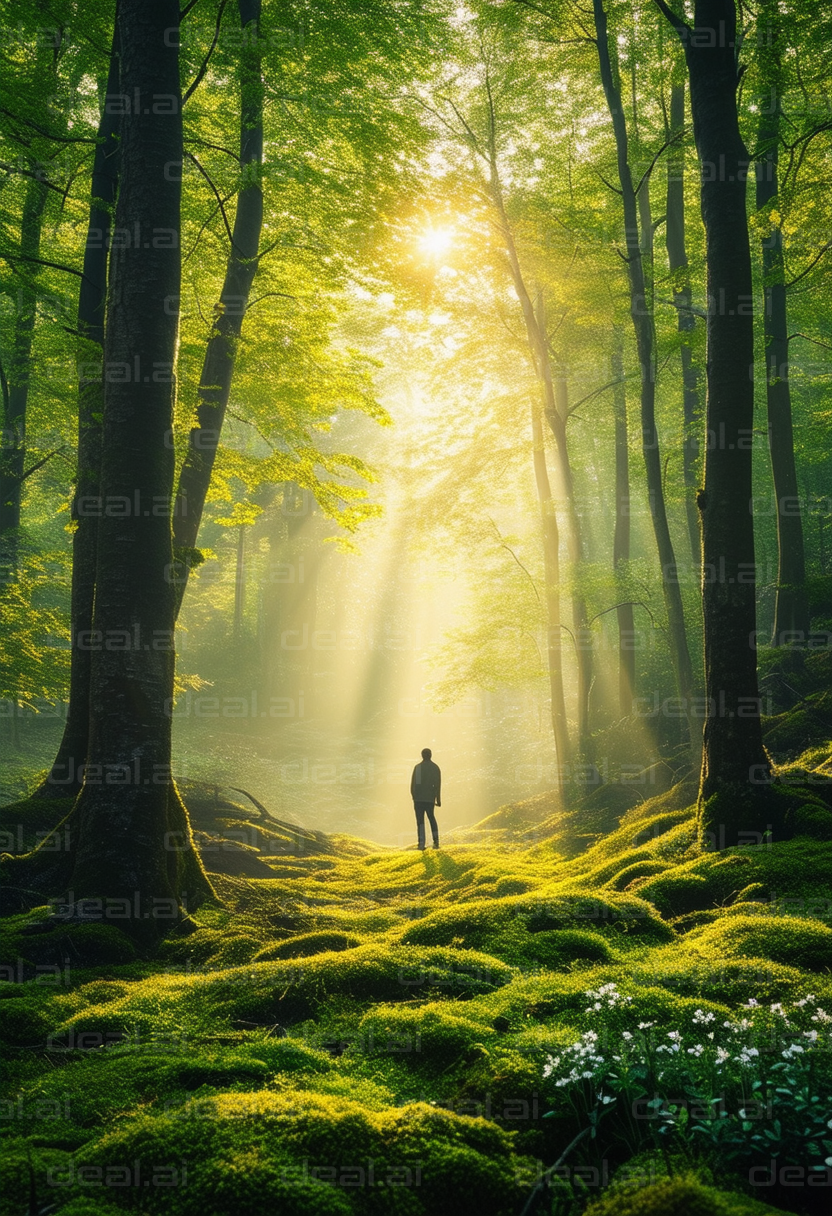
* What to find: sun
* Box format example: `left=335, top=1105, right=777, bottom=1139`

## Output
left=418, top=227, right=454, bottom=259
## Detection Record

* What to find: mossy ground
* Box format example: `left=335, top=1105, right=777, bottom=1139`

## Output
left=2, top=748, right=831, bottom=1215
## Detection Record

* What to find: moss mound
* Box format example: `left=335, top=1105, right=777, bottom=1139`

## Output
left=59, top=1092, right=527, bottom=1215
left=687, top=914, right=832, bottom=973
left=635, top=839, right=832, bottom=919
left=583, top=1174, right=792, bottom=1216
left=255, top=931, right=364, bottom=961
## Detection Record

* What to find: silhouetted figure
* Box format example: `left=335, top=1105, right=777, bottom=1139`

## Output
left=411, top=747, right=440, bottom=850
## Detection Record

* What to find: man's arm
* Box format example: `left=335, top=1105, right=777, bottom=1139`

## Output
left=410, top=765, right=418, bottom=800
left=435, top=765, right=441, bottom=807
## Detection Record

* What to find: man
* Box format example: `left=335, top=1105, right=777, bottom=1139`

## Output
left=411, top=747, right=441, bottom=850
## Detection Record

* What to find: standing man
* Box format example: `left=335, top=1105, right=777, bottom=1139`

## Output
left=411, top=747, right=441, bottom=850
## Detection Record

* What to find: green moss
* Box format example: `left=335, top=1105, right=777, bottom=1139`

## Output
left=255, top=931, right=364, bottom=961
left=53, top=944, right=513, bottom=1043
left=636, top=839, right=832, bottom=919
left=67, top=1092, right=527, bottom=1215
left=400, top=890, right=671, bottom=953
left=512, top=928, right=613, bottom=969
left=356, top=1004, right=494, bottom=1071
left=687, top=914, right=832, bottom=973
left=583, top=1174, right=793, bottom=1216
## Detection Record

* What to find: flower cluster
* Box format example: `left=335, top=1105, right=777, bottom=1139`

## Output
left=541, top=988, right=832, bottom=1179
left=584, top=982, right=632, bottom=1013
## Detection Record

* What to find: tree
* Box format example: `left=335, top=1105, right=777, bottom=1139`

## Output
left=654, top=0, right=771, bottom=830
left=754, top=0, right=810, bottom=645
left=37, top=26, right=121, bottom=798
left=60, top=0, right=212, bottom=935
left=592, top=0, right=696, bottom=752
left=172, top=0, right=264, bottom=614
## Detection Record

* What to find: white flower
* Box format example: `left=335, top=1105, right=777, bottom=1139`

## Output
left=715, top=1048, right=730, bottom=1065
left=687, top=1045, right=704, bottom=1056
left=692, top=1009, right=715, bottom=1025
left=667, top=1031, right=682, bottom=1042
left=744, top=998, right=759, bottom=1008
left=621, top=1031, right=632, bottom=1041
left=781, top=1044, right=805, bottom=1059
left=638, top=1021, right=655, bottom=1030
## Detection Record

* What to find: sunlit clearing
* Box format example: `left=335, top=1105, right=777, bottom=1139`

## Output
left=419, top=226, right=454, bottom=258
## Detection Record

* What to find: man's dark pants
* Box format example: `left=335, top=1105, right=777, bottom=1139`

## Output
left=414, top=801, right=439, bottom=849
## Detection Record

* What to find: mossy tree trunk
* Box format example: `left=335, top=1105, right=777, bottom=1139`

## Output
left=655, top=0, right=772, bottom=833
left=63, top=0, right=213, bottom=937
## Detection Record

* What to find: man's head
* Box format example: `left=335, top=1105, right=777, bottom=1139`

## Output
left=421, top=748, right=432, bottom=760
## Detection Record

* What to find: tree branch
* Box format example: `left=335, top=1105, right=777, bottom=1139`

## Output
left=182, top=0, right=230, bottom=105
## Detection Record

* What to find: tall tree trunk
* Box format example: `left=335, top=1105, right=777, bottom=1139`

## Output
left=0, top=169, right=48, bottom=571
left=547, top=356, right=593, bottom=756
left=612, top=328, right=635, bottom=715
left=36, top=29, right=121, bottom=799
left=655, top=0, right=771, bottom=827
left=665, top=75, right=703, bottom=569
left=530, top=397, right=571, bottom=783
left=65, top=0, right=212, bottom=934
left=172, top=0, right=263, bottom=614
left=593, top=0, right=696, bottom=750
left=233, top=525, right=246, bottom=636
left=488, top=158, right=594, bottom=758
left=755, top=7, right=809, bottom=645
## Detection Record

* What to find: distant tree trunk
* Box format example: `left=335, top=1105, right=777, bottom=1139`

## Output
left=612, top=328, right=635, bottom=715
left=655, top=0, right=771, bottom=823
left=593, top=0, right=696, bottom=749
left=547, top=356, right=593, bottom=757
left=65, top=0, right=213, bottom=934
left=488, top=161, right=593, bottom=758
left=36, top=30, right=121, bottom=799
left=172, top=0, right=263, bottom=614
left=665, top=74, right=702, bottom=568
left=233, top=525, right=246, bottom=636
left=530, top=397, right=571, bottom=782
left=755, top=9, right=809, bottom=645
left=0, top=169, right=48, bottom=571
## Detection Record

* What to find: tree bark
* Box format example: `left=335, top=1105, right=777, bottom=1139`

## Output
left=172, top=0, right=263, bottom=615
left=65, top=0, right=213, bottom=935
left=36, top=29, right=121, bottom=799
left=655, top=0, right=771, bottom=823
left=593, top=0, right=696, bottom=749
left=755, top=7, right=809, bottom=645
left=612, top=328, right=635, bottom=716
left=530, top=396, right=571, bottom=782
left=665, top=75, right=703, bottom=568
left=0, top=169, right=48, bottom=571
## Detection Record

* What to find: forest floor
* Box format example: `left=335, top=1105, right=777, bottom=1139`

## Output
left=2, top=665, right=832, bottom=1216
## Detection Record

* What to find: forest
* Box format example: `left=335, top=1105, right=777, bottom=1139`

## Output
left=0, top=0, right=831, bottom=1213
